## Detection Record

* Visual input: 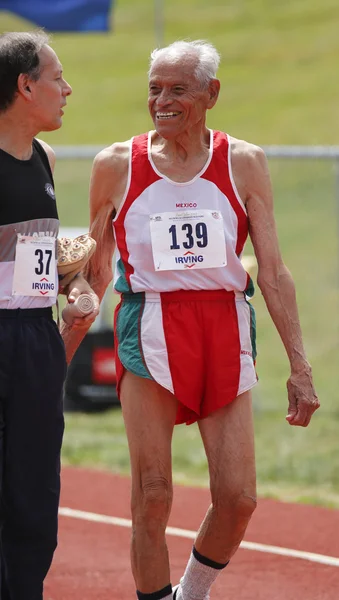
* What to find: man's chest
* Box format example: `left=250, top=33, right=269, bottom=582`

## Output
left=0, top=167, right=58, bottom=225
left=152, top=154, right=209, bottom=183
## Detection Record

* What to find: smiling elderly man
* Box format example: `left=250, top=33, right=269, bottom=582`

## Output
left=63, top=39, right=319, bottom=600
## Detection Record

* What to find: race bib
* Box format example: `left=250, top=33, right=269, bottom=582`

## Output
left=12, top=235, right=57, bottom=297
left=150, top=210, right=227, bottom=271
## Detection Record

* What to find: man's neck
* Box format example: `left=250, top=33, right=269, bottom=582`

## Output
left=153, top=126, right=210, bottom=164
left=0, top=113, right=36, bottom=160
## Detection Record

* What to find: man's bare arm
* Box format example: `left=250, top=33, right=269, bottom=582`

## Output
left=242, top=144, right=320, bottom=426
left=60, top=145, right=128, bottom=363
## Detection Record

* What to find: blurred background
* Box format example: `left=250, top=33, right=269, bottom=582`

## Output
left=1, top=0, right=338, bottom=507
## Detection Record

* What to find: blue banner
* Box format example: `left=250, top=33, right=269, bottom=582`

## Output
left=0, top=0, right=113, bottom=32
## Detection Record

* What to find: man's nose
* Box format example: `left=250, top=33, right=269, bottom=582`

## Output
left=63, top=80, right=72, bottom=96
left=156, top=90, right=171, bottom=107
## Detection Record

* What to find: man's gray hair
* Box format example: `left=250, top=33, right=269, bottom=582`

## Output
left=0, top=30, right=51, bottom=111
left=149, top=40, right=221, bottom=87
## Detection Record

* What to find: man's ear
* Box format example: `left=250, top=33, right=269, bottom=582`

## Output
left=17, top=73, right=32, bottom=98
left=207, top=78, right=220, bottom=109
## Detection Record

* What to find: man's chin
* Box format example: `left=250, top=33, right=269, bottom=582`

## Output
left=41, top=119, right=63, bottom=132
left=154, top=123, right=182, bottom=140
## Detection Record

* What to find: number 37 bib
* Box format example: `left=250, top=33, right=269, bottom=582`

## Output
left=12, top=235, right=57, bottom=297
left=150, top=210, right=227, bottom=271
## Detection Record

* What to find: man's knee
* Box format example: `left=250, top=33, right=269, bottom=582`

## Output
left=234, top=490, right=257, bottom=521
left=213, top=489, right=257, bottom=524
left=132, top=475, right=173, bottom=531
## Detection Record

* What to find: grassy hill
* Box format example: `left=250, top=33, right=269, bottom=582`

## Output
left=1, top=2, right=339, bottom=505
left=0, top=0, right=338, bottom=145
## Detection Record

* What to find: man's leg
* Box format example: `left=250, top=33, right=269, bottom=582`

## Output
left=0, top=316, right=13, bottom=599
left=120, top=370, right=177, bottom=598
left=1, top=314, right=65, bottom=600
left=176, top=390, right=256, bottom=599
left=0, top=398, right=10, bottom=600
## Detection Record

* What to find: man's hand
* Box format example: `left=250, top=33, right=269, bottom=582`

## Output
left=64, top=273, right=100, bottom=328
left=286, top=363, right=320, bottom=427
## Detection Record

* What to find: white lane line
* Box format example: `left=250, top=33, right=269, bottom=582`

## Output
left=59, top=507, right=339, bottom=568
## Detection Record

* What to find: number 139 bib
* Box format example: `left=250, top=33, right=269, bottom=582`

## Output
left=150, top=210, right=227, bottom=271
left=12, top=235, right=57, bottom=297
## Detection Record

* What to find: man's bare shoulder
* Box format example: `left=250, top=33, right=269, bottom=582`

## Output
left=93, top=140, right=131, bottom=175
left=228, top=136, right=271, bottom=203
left=36, top=138, right=56, bottom=172
left=229, top=135, right=266, bottom=166
left=90, top=141, right=131, bottom=211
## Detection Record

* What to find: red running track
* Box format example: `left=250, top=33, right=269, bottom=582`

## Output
left=45, top=467, right=339, bottom=599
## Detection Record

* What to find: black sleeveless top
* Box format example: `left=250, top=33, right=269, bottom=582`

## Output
left=0, top=138, right=59, bottom=226
left=0, top=139, right=60, bottom=308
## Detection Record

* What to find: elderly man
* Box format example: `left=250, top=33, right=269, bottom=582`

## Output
left=0, top=30, right=98, bottom=599
left=63, top=40, right=319, bottom=600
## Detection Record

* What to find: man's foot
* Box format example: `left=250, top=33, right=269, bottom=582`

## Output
left=173, top=584, right=179, bottom=599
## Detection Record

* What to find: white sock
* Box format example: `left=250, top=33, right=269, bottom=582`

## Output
left=175, top=547, right=228, bottom=600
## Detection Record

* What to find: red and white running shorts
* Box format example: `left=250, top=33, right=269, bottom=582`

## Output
left=114, top=289, right=257, bottom=425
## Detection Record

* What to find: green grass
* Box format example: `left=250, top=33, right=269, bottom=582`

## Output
left=1, top=0, right=339, bottom=144
left=1, top=2, right=339, bottom=505
left=63, top=408, right=339, bottom=509
left=56, top=154, right=339, bottom=506
left=54, top=156, right=339, bottom=414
